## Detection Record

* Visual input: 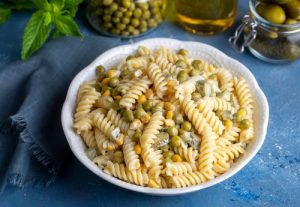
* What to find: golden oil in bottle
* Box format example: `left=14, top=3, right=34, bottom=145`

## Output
left=175, top=0, right=238, bottom=35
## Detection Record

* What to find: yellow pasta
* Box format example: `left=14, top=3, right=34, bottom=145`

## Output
left=73, top=45, right=255, bottom=189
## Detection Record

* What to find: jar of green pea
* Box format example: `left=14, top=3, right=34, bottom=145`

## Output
left=86, top=0, right=167, bottom=38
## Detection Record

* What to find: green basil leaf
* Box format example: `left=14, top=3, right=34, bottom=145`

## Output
left=21, top=11, right=52, bottom=60
left=64, top=0, right=83, bottom=9
left=53, top=14, right=82, bottom=38
left=52, top=0, right=65, bottom=10
left=0, top=6, right=11, bottom=24
left=32, top=0, right=50, bottom=10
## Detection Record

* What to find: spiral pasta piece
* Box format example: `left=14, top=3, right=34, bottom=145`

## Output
left=123, top=136, right=140, bottom=171
left=154, top=56, right=182, bottom=77
left=93, top=155, right=110, bottom=169
left=107, top=108, right=129, bottom=133
left=119, top=78, right=151, bottom=109
left=169, top=171, right=206, bottom=188
left=104, top=161, right=149, bottom=186
left=147, top=63, right=168, bottom=98
left=234, top=77, right=253, bottom=114
left=207, top=97, right=232, bottom=111
left=175, top=75, right=204, bottom=101
left=126, top=56, right=149, bottom=70
left=164, top=162, right=195, bottom=176
left=76, top=81, right=96, bottom=103
left=81, top=130, right=96, bottom=148
left=117, top=79, right=135, bottom=95
left=196, top=99, right=225, bottom=135
left=217, top=68, right=234, bottom=92
left=173, top=145, right=199, bottom=163
left=140, top=111, right=164, bottom=168
left=96, top=95, right=114, bottom=109
left=220, top=126, right=240, bottom=142
left=212, top=159, right=231, bottom=176
left=95, top=128, right=118, bottom=154
left=240, top=121, right=254, bottom=143
left=155, top=47, right=185, bottom=64
left=214, top=143, right=245, bottom=161
left=137, top=46, right=152, bottom=56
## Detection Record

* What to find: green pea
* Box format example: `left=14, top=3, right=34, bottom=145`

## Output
left=160, top=145, right=169, bottom=152
left=163, top=157, right=172, bottom=166
left=163, top=151, right=174, bottom=158
left=178, top=49, right=188, bottom=56
left=181, top=121, right=192, bottom=131
left=112, top=17, right=120, bottom=23
left=143, top=10, right=151, bottom=19
left=240, top=119, right=250, bottom=130
left=131, top=18, right=140, bottom=27
left=125, top=11, right=132, bottom=17
left=122, top=17, right=130, bottom=24
left=192, top=59, right=202, bottom=69
left=132, top=131, right=142, bottom=142
left=117, top=23, right=126, bottom=30
left=96, top=65, right=105, bottom=75
left=133, top=8, right=142, bottom=18
left=109, top=77, right=119, bottom=87
left=148, top=19, right=157, bottom=28
left=127, top=25, right=135, bottom=32
left=189, top=69, right=201, bottom=76
left=112, top=102, right=120, bottom=111
left=143, top=100, right=153, bottom=111
left=132, top=29, right=140, bottom=36
left=134, top=108, right=145, bottom=119
left=177, top=71, right=188, bottom=83
left=103, top=22, right=112, bottom=29
left=95, top=9, right=103, bottom=15
left=102, top=14, right=111, bottom=22
left=104, top=9, right=112, bottom=15
left=115, top=11, right=123, bottom=18
left=103, top=0, right=113, bottom=6
left=121, top=31, right=130, bottom=37
left=124, top=110, right=134, bottom=122
left=111, top=28, right=120, bottom=35
left=174, top=113, right=184, bottom=124
left=167, top=126, right=178, bottom=136
left=110, top=3, right=118, bottom=12
left=114, top=150, right=123, bottom=159
left=129, top=3, right=135, bottom=11
left=175, top=59, right=186, bottom=67
left=122, top=0, right=131, bottom=8
left=126, top=55, right=134, bottom=61
left=119, top=7, right=127, bottom=13
left=171, top=135, right=181, bottom=147
left=209, top=74, right=217, bottom=80
left=97, top=71, right=106, bottom=82
left=138, top=2, right=149, bottom=11
left=140, top=27, right=147, bottom=33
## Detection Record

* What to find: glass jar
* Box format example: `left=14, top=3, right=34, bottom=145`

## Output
left=174, top=0, right=238, bottom=35
left=86, top=0, right=167, bottom=38
left=229, top=0, right=300, bottom=63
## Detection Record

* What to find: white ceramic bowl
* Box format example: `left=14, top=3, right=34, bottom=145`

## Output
left=61, top=38, right=269, bottom=196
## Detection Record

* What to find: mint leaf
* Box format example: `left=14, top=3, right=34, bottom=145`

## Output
left=52, top=0, right=65, bottom=10
left=0, top=6, right=11, bottom=24
left=32, top=0, right=50, bottom=10
left=21, top=11, right=52, bottom=60
left=53, top=14, right=82, bottom=38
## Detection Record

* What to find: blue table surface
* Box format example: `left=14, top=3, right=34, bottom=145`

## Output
left=1, top=1, right=300, bottom=207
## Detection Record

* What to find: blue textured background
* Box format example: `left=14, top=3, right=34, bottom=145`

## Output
left=0, top=1, right=300, bottom=207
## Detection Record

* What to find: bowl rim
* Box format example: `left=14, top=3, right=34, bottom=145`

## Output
left=61, top=38, right=269, bottom=195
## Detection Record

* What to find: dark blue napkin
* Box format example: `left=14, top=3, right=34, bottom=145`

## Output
left=0, top=36, right=119, bottom=190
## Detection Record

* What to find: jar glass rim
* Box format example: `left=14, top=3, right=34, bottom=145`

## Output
left=249, top=0, right=300, bottom=29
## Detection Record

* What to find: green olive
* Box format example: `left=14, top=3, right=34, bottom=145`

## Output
left=103, top=0, right=113, bottom=6
left=134, top=8, right=143, bottom=18
left=174, top=113, right=184, bottom=124
left=257, top=3, right=286, bottom=24
left=178, top=49, right=188, bottom=56
left=285, top=18, right=298, bottom=24
left=134, top=108, right=145, bottom=119
left=181, top=121, right=192, bottom=131
left=167, top=126, right=179, bottom=136
left=260, top=0, right=293, bottom=4
left=240, top=119, right=251, bottom=130
left=284, top=0, right=300, bottom=20
left=124, top=110, right=134, bottom=122
left=96, top=65, right=105, bottom=75
left=132, top=131, right=142, bottom=142
left=171, top=135, right=181, bottom=147
left=110, top=3, right=118, bottom=12
left=143, top=100, right=153, bottom=111
left=163, top=151, right=174, bottom=158
left=192, top=59, right=202, bottom=69
left=177, top=71, right=188, bottom=83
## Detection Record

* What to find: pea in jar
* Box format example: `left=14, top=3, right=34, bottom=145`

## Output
left=86, top=0, right=167, bottom=38
left=229, top=0, right=300, bottom=63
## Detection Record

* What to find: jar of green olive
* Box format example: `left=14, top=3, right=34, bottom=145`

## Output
left=229, top=0, right=300, bottom=63
left=86, top=0, right=167, bottom=38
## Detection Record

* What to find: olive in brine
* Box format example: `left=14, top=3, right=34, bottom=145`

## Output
left=284, top=0, right=300, bottom=20
left=257, top=3, right=286, bottom=24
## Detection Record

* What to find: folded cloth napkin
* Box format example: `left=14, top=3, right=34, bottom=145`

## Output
left=0, top=36, right=120, bottom=190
